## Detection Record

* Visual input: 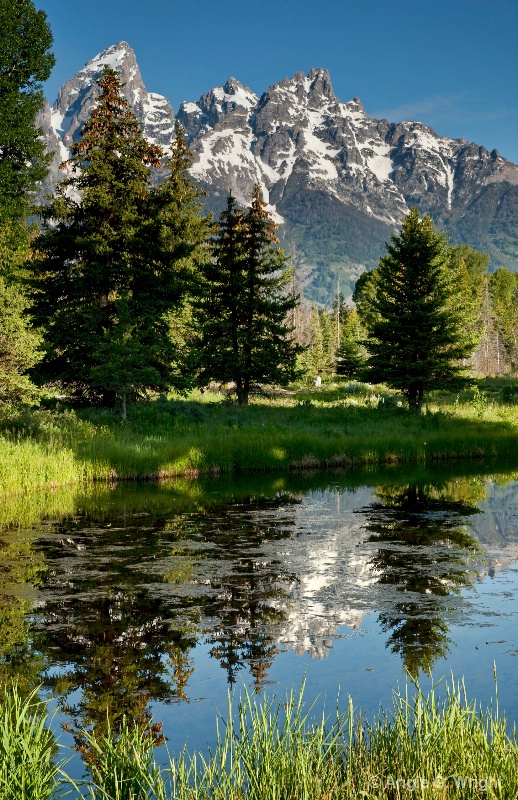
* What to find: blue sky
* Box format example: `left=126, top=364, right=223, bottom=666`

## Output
left=40, top=0, right=518, bottom=163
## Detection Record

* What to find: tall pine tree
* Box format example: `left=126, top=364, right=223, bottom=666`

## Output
left=360, top=208, right=475, bottom=412
left=31, top=70, right=208, bottom=410
left=195, top=186, right=299, bottom=405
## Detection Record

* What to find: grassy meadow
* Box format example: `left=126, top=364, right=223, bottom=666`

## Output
left=2, top=378, right=518, bottom=496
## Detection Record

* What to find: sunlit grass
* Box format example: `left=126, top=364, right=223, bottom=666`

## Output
left=0, top=685, right=69, bottom=800
left=2, top=379, right=518, bottom=496
left=2, top=676, right=517, bottom=798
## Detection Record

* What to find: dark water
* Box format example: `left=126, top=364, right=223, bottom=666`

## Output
left=1, top=465, right=518, bottom=772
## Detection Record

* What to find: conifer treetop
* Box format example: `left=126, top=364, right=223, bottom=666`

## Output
left=65, top=67, right=163, bottom=176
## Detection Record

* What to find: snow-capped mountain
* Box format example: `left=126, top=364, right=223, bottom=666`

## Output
left=38, top=42, right=518, bottom=304
left=36, top=43, right=175, bottom=192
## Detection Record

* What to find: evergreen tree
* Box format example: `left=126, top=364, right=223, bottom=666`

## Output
left=297, top=305, right=335, bottom=382
left=487, top=268, right=518, bottom=373
left=30, top=70, right=208, bottom=410
left=0, top=0, right=53, bottom=406
left=195, top=187, right=299, bottom=405
left=335, top=307, right=366, bottom=378
left=158, top=123, right=214, bottom=384
left=0, top=273, right=42, bottom=406
left=353, top=269, right=380, bottom=331
left=360, top=208, right=475, bottom=412
left=0, top=0, right=54, bottom=222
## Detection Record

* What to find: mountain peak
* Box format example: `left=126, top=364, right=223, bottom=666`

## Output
left=77, top=41, right=137, bottom=78
left=343, top=96, right=366, bottom=116
left=307, top=67, right=336, bottom=103
left=39, top=45, right=518, bottom=305
left=216, top=77, right=258, bottom=107
left=223, top=76, right=249, bottom=94
left=271, top=67, right=338, bottom=106
left=50, top=40, right=174, bottom=149
left=308, top=67, right=331, bottom=81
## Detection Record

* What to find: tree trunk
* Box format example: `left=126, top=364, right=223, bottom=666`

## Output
left=416, top=387, right=424, bottom=414
left=407, top=386, right=424, bottom=413
left=121, top=392, right=127, bottom=420
left=236, top=378, right=248, bottom=406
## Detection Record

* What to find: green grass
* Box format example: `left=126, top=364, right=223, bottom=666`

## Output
left=3, top=379, right=518, bottom=496
left=0, top=686, right=70, bottom=800
left=2, top=676, right=517, bottom=799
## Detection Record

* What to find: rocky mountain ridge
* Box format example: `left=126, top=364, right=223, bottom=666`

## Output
left=37, top=42, right=518, bottom=304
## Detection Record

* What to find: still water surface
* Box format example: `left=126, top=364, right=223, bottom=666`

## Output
left=1, top=465, right=518, bottom=770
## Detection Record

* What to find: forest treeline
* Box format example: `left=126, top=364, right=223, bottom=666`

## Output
left=1, top=1, right=517, bottom=420
left=301, top=244, right=518, bottom=382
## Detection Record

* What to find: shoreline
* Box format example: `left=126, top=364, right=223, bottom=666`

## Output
left=2, top=382, right=518, bottom=497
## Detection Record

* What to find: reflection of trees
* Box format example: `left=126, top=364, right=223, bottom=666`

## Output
left=39, top=588, right=195, bottom=744
left=0, top=531, right=46, bottom=692
left=205, top=558, right=291, bottom=690
left=30, top=494, right=298, bottom=741
left=167, top=499, right=297, bottom=690
left=361, top=484, right=482, bottom=676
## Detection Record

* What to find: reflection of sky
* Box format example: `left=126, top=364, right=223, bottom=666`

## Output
left=150, top=565, right=518, bottom=763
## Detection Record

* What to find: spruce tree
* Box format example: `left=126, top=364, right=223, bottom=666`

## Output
left=195, top=186, right=299, bottom=405
left=31, top=70, right=208, bottom=410
left=150, top=122, right=213, bottom=388
left=360, top=208, right=475, bottom=412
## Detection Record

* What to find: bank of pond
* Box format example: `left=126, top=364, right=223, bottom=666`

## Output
left=2, top=380, right=518, bottom=496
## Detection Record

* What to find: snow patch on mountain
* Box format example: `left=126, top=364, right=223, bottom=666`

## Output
left=76, top=42, right=130, bottom=76
left=363, top=141, right=393, bottom=183
left=212, top=82, right=258, bottom=112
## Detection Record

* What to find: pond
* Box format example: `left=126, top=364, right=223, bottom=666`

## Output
left=1, top=463, right=518, bottom=775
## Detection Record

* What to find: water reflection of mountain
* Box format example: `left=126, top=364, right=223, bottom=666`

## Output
left=276, top=479, right=518, bottom=667
left=1, top=474, right=518, bottom=735
left=469, top=478, right=518, bottom=574
left=271, top=488, right=378, bottom=659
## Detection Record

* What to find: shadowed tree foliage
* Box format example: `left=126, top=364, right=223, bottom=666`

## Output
left=0, top=0, right=54, bottom=222
left=195, top=187, right=300, bottom=405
